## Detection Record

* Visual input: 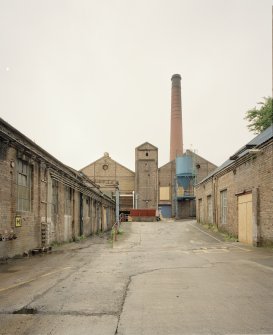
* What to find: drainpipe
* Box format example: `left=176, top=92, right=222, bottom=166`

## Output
left=135, top=193, right=138, bottom=209
left=213, top=176, right=217, bottom=227
left=115, top=184, right=119, bottom=224
left=175, top=176, right=178, bottom=220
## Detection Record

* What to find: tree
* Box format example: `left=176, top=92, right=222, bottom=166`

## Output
left=245, top=96, right=273, bottom=134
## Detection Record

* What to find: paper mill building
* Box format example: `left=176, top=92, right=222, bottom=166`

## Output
left=81, top=75, right=217, bottom=219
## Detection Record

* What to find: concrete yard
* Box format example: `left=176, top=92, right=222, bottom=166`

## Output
left=0, top=220, right=273, bottom=335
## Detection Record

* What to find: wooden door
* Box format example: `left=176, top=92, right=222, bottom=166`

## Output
left=238, top=193, right=252, bottom=244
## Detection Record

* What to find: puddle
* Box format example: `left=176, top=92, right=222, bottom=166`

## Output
left=13, top=307, right=38, bottom=315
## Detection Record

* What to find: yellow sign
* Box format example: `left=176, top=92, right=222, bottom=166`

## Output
left=15, top=216, right=22, bottom=227
left=177, top=187, right=184, bottom=197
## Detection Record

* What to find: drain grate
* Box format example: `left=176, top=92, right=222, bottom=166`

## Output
left=13, top=307, right=38, bottom=315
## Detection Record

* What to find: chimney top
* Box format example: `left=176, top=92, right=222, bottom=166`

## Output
left=171, top=74, right=181, bottom=81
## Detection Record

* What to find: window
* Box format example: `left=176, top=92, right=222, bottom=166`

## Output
left=17, top=159, right=32, bottom=211
left=220, top=190, right=227, bottom=224
left=88, top=197, right=92, bottom=218
left=207, top=195, right=212, bottom=224
left=52, top=179, right=58, bottom=215
left=0, top=138, right=8, bottom=160
left=65, top=186, right=72, bottom=215
left=198, top=198, right=203, bottom=223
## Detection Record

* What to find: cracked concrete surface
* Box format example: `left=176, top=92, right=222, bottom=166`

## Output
left=0, top=220, right=273, bottom=334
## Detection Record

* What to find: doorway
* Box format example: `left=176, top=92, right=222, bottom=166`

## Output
left=238, top=193, right=253, bottom=244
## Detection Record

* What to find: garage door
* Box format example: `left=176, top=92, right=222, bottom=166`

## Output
left=160, top=205, right=172, bottom=218
left=238, top=193, right=253, bottom=244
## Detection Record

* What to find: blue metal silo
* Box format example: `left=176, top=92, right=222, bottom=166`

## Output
left=176, top=156, right=193, bottom=190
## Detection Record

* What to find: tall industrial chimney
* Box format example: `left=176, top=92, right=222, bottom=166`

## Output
left=170, top=74, right=183, bottom=161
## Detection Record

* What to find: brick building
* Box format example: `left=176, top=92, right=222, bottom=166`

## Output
left=81, top=146, right=216, bottom=219
left=81, top=74, right=216, bottom=219
left=195, top=126, right=273, bottom=246
left=159, top=150, right=216, bottom=218
left=0, top=118, right=115, bottom=259
left=135, top=142, right=158, bottom=209
left=80, top=152, right=135, bottom=213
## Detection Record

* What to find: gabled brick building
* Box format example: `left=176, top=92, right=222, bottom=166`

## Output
left=80, top=152, right=135, bottom=212
left=195, top=126, right=273, bottom=246
left=158, top=150, right=217, bottom=218
left=82, top=146, right=216, bottom=219
left=0, top=118, right=115, bottom=259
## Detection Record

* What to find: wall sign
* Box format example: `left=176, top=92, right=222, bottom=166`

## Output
left=15, top=216, right=22, bottom=227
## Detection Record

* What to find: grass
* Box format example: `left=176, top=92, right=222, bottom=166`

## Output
left=201, top=222, right=238, bottom=242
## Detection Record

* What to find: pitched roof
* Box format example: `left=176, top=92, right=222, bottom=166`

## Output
left=136, top=142, right=158, bottom=150
left=159, top=150, right=217, bottom=170
left=196, top=125, right=273, bottom=185
left=80, top=153, right=135, bottom=174
left=246, top=124, right=272, bottom=146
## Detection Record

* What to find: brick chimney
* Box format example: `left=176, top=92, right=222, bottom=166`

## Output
left=170, top=74, right=183, bottom=161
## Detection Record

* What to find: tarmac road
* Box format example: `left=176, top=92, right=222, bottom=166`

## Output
left=0, top=220, right=273, bottom=335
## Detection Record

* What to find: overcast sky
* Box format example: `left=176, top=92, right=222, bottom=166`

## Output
left=1, top=0, right=272, bottom=171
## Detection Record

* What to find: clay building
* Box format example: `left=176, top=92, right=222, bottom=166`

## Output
left=195, top=126, right=273, bottom=246
left=0, top=118, right=115, bottom=259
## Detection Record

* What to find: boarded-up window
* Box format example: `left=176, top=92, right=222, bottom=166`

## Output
left=160, top=187, right=170, bottom=200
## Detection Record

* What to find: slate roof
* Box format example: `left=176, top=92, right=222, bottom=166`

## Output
left=196, top=125, right=273, bottom=185
left=247, top=124, right=273, bottom=146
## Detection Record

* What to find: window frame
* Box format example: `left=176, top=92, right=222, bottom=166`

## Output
left=207, top=195, right=213, bottom=224
left=220, top=189, right=227, bottom=224
left=17, top=159, right=32, bottom=212
left=52, top=179, right=58, bottom=215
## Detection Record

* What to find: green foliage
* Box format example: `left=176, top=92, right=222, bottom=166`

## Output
left=117, top=227, right=123, bottom=235
left=245, top=96, right=273, bottom=134
left=74, top=235, right=86, bottom=242
left=220, top=232, right=238, bottom=242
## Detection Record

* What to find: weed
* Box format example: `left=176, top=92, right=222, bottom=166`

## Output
left=74, top=235, right=86, bottom=243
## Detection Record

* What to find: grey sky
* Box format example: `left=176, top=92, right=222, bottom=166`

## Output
left=1, top=0, right=272, bottom=171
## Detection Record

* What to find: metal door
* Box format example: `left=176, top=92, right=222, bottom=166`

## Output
left=160, top=205, right=172, bottom=218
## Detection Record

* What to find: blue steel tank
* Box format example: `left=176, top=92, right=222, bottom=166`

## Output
left=176, top=156, right=193, bottom=189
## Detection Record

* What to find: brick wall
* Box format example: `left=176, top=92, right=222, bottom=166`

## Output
left=135, top=143, right=158, bottom=209
left=195, top=140, right=273, bottom=246
left=158, top=152, right=217, bottom=218
left=81, top=155, right=135, bottom=193
left=81, top=154, right=135, bottom=211
left=0, top=137, right=115, bottom=259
